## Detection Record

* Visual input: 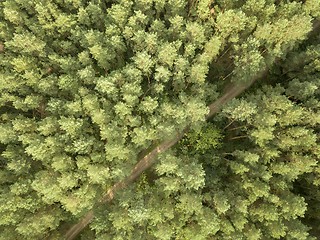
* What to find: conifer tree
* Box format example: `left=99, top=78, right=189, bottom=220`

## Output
left=0, top=0, right=319, bottom=239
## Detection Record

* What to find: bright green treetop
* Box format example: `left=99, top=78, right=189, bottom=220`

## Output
left=0, top=0, right=319, bottom=239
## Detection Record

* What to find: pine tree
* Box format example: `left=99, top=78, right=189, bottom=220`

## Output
left=0, top=0, right=319, bottom=239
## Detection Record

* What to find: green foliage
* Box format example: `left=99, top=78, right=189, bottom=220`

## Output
left=0, top=0, right=320, bottom=239
left=181, top=124, right=222, bottom=153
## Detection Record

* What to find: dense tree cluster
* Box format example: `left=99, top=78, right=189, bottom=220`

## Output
left=0, top=0, right=319, bottom=239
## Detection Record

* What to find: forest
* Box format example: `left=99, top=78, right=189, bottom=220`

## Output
left=0, top=0, right=320, bottom=239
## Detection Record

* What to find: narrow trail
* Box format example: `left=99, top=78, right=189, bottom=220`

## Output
left=64, top=75, right=259, bottom=240
left=47, top=18, right=320, bottom=240
left=61, top=19, right=320, bottom=239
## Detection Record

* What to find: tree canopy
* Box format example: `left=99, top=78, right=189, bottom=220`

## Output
left=0, top=0, right=319, bottom=239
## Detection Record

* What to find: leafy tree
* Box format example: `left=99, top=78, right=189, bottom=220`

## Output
left=0, top=0, right=319, bottom=239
